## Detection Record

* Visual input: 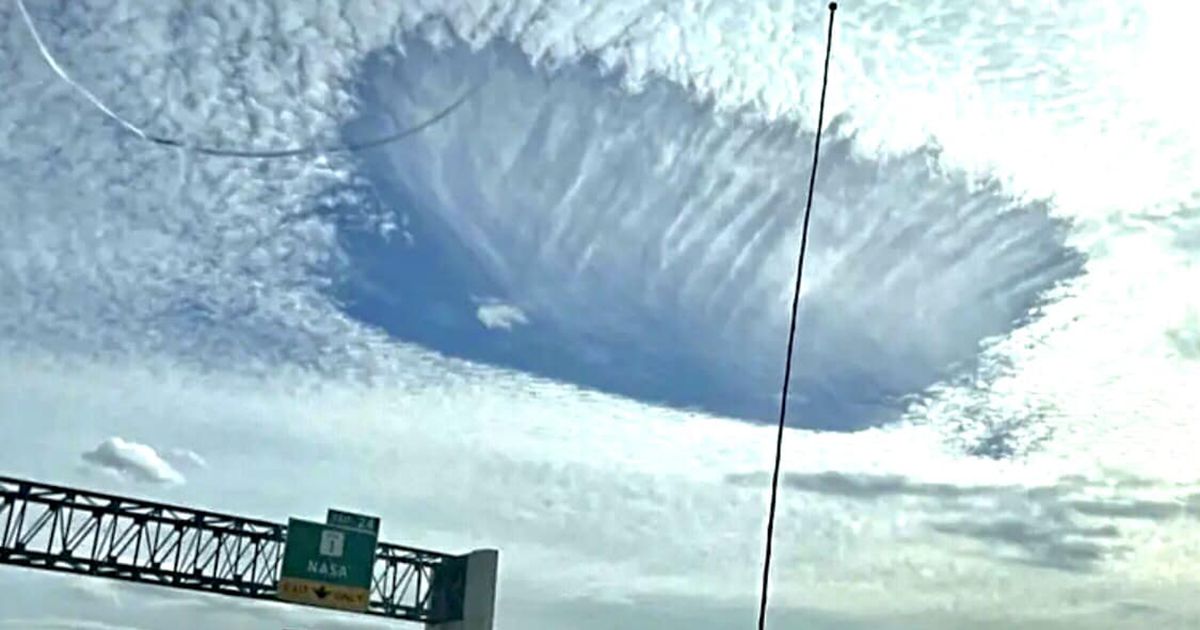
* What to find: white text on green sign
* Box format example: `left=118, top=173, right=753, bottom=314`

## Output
left=281, top=518, right=377, bottom=590
left=327, top=509, right=381, bottom=534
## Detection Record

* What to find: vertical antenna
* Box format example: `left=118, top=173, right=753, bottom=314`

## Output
left=756, top=3, right=837, bottom=630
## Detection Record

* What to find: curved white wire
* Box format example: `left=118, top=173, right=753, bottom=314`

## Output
left=14, top=0, right=480, bottom=158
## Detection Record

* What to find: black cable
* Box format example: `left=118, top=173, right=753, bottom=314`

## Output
left=16, top=0, right=479, bottom=159
left=144, top=82, right=482, bottom=159
left=756, top=4, right=837, bottom=630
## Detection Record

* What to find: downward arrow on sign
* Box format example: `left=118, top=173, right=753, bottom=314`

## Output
left=314, top=586, right=330, bottom=599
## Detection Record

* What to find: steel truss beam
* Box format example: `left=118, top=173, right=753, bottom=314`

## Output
left=0, top=476, right=463, bottom=624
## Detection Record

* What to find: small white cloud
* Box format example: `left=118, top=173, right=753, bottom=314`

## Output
left=476, top=301, right=529, bottom=331
left=168, top=447, right=208, bottom=469
left=81, top=437, right=185, bottom=485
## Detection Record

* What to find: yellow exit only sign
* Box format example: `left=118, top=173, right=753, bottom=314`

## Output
left=278, top=575, right=370, bottom=612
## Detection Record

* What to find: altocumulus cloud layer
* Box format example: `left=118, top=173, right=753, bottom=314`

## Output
left=2, top=1, right=1200, bottom=630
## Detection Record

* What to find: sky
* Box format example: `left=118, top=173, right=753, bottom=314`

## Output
left=1, top=0, right=1199, bottom=629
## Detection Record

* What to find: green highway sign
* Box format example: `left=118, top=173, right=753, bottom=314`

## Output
left=327, top=509, right=380, bottom=534
left=278, top=518, right=379, bottom=612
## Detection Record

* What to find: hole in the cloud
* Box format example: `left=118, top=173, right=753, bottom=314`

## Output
left=326, top=36, right=1085, bottom=431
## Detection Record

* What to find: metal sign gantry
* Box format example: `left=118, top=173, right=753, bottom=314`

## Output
left=0, top=475, right=470, bottom=624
